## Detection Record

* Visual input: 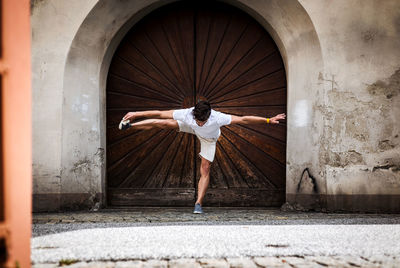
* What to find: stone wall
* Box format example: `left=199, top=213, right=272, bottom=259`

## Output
left=299, top=0, right=400, bottom=211
left=31, top=0, right=400, bottom=212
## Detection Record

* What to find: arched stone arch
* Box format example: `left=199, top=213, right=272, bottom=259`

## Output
left=62, top=0, right=324, bottom=209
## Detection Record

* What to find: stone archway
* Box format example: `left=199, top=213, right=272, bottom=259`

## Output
left=62, top=0, right=324, bottom=209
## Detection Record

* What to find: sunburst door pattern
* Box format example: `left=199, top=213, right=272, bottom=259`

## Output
left=106, top=2, right=286, bottom=207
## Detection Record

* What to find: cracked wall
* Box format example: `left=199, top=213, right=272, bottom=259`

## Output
left=300, top=0, right=400, bottom=212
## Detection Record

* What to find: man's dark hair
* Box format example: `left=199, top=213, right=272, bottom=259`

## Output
left=193, top=101, right=211, bottom=122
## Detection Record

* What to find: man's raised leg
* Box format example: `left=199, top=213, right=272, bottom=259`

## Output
left=130, top=119, right=179, bottom=130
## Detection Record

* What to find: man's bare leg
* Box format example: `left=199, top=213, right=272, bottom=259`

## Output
left=195, top=157, right=211, bottom=205
left=130, top=119, right=178, bottom=130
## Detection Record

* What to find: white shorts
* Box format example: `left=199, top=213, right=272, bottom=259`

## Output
left=176, top=120, right=217, bottom=162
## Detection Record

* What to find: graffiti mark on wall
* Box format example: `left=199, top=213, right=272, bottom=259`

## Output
left=297, top=168, right=318, bottom=194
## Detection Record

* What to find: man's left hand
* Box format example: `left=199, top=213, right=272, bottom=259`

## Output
left=270, top=113, right=286, bottom=124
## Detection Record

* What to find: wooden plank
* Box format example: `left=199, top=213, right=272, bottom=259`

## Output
left=163, top=133, right=193, bottom=188
left=107, top=129, right=161, bottom=167
left=107, top=130, right=172, bottom=187
left=209, top=152, right=229, bottom=189
left=128, top=28, right=185, bottom=98
left=221, top=128, right=285, bottom=188
left=207, top=38, right=279, bottom=99
left=107, top=91, right=175, bottom=109
left=108, top=74, right=179, bottom=106
left=218, top=135, right=275, bottom=189
left=109, top=57, right=183, bottom=104
left=200, top=9, right=249, bottom=95
left=210, top=70, right=286, bottom=103
left=214, top=107, right=287, bottom=143
left=179, top=134, right=196, bottom=188
left=204, top=188, right=285, bottom=207
left=108, top=188, right=196, bottom=206
left=225, top=124, right=286, bottom=164
left=143, top=132, right=185, bottom=188
left=121, top=131, right=178, bottom=188
left=116, top=41, right=183, bottom=99
left=215, top=143, right=248, bottom=188
left=213, top=87, right=286, bottom=107
left=108, top=188, right=284, bottom=207
left=173, top=7, right=195, bottom=94
left=107, top=121, right=153, bottom=146
left=141, top=22, right=190, bottom=97
left=196, top=8, right=230, bottom=95
left=158, top=7, right=194, bottom=94
left=204, top=18, right=264, bottom=97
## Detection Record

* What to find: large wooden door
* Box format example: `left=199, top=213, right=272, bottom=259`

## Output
left=107, top=1, right=286, bottom=207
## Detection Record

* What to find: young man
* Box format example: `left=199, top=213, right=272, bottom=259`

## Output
left=120, top=101, right=286, bottom=214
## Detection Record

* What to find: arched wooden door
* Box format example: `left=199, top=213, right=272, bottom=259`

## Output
left=106, top=1, right=286, bottom=207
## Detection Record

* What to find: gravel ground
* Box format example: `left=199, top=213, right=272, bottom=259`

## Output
left=32, top=224, right=400, bottom=263
left=32, top=217, right=400, bottom=238
left=31, top=208, right=400, bottom=267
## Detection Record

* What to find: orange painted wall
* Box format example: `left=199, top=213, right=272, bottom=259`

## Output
left=1, top=0, right=32, bottom=267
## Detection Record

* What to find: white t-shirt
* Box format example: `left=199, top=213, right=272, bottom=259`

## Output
left=173, top=107, right=232, bottom=139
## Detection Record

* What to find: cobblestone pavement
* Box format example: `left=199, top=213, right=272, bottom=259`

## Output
left=32, top=207, right=400, bottom=267
left=32, top=255, right=400, bottom=268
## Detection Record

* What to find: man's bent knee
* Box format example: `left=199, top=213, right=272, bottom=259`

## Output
left=200, top=157, right=211, bottom=174
left=165, top=119, right=179, bottom=129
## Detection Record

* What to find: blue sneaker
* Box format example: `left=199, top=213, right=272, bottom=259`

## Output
left=193, top=203, right=203, bottom=214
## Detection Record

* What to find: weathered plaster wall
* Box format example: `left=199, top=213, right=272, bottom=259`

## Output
left=31, top=0, right=98, bottom=211
left=298, top=0, right=400, bottom=211
left=31, top=0, right=400, bottom=212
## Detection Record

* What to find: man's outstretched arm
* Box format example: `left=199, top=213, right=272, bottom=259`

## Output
left=230, top=113, right=286, bottom=125
left=123, top=110, right=175, bottom=121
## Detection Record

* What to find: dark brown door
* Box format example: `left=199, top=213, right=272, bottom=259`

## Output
left=106, top=1, right=286, bottom=207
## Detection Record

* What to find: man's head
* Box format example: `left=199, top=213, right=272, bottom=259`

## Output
left=193, top=101, right=211, bottom=126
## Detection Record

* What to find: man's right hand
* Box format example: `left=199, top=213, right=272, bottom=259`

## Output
left=123, top=112, right=136, bottom=121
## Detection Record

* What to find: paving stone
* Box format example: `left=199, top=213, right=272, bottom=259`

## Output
left=143, top=259, right=168, bottom=268
left=115, top=260, right=146, bottom=267
left=168, top=258, right=201, bottom=268
left=198, top=258, right=229, bottom=268
left=305, top=256, right=347, bottom=266
left=366, top=255, right=399, bottom=267
left=32, top=263, right=59, bottom=268
left=226, top=257, right=257, bottom=268
left=64, top=261, right=90, bottom=267
left=61, top=219, right=76, bottom=223
left=253, top=257, right=291, bottom=267
left=70, top=261, right=114, bottom=268
left=279, top=256, right=307, bottom=266
left=83, top=261, right=115, bottom=268
left=333, top=256, right=374, bottom=267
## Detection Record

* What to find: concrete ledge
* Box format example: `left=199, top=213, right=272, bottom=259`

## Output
left=287, top=194, right=400, bottom=213
left=33, top=193, right=103, bottom=212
